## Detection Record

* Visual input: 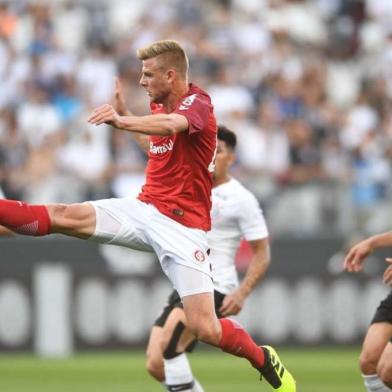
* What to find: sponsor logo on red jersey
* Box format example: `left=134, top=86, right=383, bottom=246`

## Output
left=149, top=140, right=174, bottom=155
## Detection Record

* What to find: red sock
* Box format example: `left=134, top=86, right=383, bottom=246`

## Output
left=219, top=318, right=265, bottom=369
left=0, top=199, right=51, bottom=236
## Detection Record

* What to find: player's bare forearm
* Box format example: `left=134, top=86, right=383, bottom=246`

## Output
left=115, top=113, right=188, bottom=136
left=219, top=238, right=270, bottom=317
left=344, top=230, right=392, bottom=273
left=88, top=104, right=189, bottom=136
left=367, top=231, right=392, bottom=250
left=238, top=238, right=271, bottom=297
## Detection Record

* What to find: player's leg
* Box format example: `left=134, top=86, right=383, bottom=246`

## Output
left=360, top=322, right=392, bottom=392
left=164, top=291, right=223, bottom=392
left=168, top=263, right=295, bottom=391
left=0, top=199, right=95, bottom=238
left=146, top=302, right=204, bottom=392
left=147, top=291, right=185, bottom=382
left=161, top=293, right=226, bottom=392
left=159, top=292, right=226, bottom=392
left=361, top=291, right=392, bottom=392
left=378, top=342, right=392, bottom=388
left=146, top=308, right=195, bottom=382
left=150, top=212, right=295, bottom=390
left=161, top=308, right=201, bottom=392
left=146, top=326, right=166, bottom=383
left=182, top=292, right=295, bottom=391
left=48, top=203, right=96, bottom=238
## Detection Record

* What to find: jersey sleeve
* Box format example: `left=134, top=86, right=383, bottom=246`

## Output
left=173, top=94, right=210, bottom=134
left=238, top=193, right=269, bottom=241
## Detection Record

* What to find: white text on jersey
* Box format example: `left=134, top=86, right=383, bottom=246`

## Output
left=150, top=140, right=174, bottom=155
left=179, top=94, right=197, bottom=110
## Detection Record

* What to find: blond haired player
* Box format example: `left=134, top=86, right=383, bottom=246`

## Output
left=0, top=40, right=295, bottom=392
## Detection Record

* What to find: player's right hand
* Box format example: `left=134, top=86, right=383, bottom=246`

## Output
left=343, top=239, right=373, bottom=273
left=88, top=104, right=121, bottom=128
left=219, top=290, right=245, bottom=317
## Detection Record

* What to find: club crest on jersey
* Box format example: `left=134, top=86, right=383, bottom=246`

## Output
left=194, top=249, right=206, bottom=262
left=179, top=94, right=197, bottom=110
left=149, top=140, right=174, bottom=154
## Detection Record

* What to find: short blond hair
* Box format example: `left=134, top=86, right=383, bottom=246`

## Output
left=137, top=40, right=189, bottom=79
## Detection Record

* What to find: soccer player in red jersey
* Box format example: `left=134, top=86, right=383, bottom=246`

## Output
left=344, top=231, right=392, bottom=390
left=0, top=40, right=295, bottom=391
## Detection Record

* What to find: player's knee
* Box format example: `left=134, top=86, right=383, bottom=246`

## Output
left=48, top=203, right=94, bottom=236
left=47, top=204, right=66, bottom=219
left=146, top=353, right=164, bottom=382
left=359, top=350, right=378, bottom=374
left=48, top=204, right=75, bottom=228
left=188, top=321, right=220, bottom=345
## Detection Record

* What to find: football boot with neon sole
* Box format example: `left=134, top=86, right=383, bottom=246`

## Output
left=258, top=345, right=296, bottom=392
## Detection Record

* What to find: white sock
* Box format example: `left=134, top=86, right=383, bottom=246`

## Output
left=162, top=380, right=205, bottom=392
left=363, top=374, right=392, bottom=392
left=164, top=353, right=194, bottom=391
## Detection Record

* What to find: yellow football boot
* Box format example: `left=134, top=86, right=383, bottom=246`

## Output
left=258, top=345, right=296, bottom=392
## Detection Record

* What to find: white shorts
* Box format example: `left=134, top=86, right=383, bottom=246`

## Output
left=89, top=197, right=213, bottom=297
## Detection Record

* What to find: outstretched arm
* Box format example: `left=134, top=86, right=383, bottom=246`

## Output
left=344, top=231, right=392, bottom=273
left=219, top=238, right=270, bottom=317
left=88, top=103, right=189, bottom=137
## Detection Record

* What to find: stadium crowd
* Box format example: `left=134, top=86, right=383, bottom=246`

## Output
left=0, top=0, right=391, bottom=236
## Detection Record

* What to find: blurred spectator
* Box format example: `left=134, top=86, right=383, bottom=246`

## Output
left=53, top=75, right=82, bottom=123
left=0, top=0, right=391, bottom=236
left=58, top=122, right=111, bottom=201
left=209, top=66, right=254, bottom=121
left=0, top=3, right=18, bottom=40
left=109, top=129, right=147, bottom=198
left=16, top=82, right=61, bottom=148
left=52, top=1, right=88, bottom=52
left=76, top=43, right=117, bottom=106
left=0, top=107, right=27, bottom=199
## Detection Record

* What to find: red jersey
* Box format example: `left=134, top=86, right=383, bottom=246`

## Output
left=138, top=84, right=217, bottom=231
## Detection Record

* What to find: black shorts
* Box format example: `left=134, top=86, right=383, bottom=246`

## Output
left=371, top=290, right=392, bottom=325
left=154, top=289, right=226, bottom=327
left=370, top=290, right=392, bottom=343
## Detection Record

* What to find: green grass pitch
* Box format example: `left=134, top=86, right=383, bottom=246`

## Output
left=0, top=348, right=363, bottom=392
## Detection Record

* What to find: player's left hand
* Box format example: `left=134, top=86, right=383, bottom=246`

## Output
left=343, top=239, right=373, bottom=273
left=114, top=78, right=130, bottom=116
left=88, top=104, right=122, bottom=128
left=383, top=258, right=392, bottom=286
left=219, top=290, right=245, bottom=316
